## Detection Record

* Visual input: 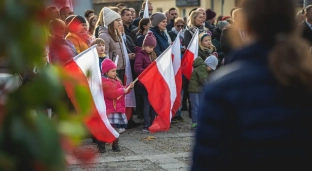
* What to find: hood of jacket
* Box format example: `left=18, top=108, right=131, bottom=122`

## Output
left=98, top=26, right=108, bottom=36
left=193, top=57, right=206, bottom=68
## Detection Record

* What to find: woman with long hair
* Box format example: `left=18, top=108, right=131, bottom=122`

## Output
left=136, top=18, right=152, bottom=47
left=88, top=15, right=98, bottom=36
left=99, top=7, right=133, bottom=84
left=184, top=11, right=208, bottom=47
left=191, top=0, right=312, bottom=170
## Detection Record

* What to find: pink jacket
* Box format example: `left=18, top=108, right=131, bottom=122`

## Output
left=102, top=77, right=128, bottom=114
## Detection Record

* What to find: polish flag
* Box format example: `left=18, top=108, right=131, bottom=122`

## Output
left=121, top=37, right=136, bottom=120
left=138, top=46, right=177, bottom=133
left=181, top=29, right=199, bottom=80
left=63, top=45, right=119, bottom=143
left=171, top=31, right=182, bottom=117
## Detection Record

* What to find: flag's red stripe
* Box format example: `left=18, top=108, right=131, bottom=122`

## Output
left=64, top=60, right=117, bottom=143
left=172, top=68, right=182, bottom=116
left=138, top=62, right=171, bottom=133
left=181, top=49, right=195, bottom=80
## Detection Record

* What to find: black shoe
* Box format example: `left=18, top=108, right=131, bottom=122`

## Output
left=112, top=138, right=120, bottom=152
left=92, top=137, right=99, bottom=144
left=97, top=141, right=106, bottom=153
left=126, top=119, right=140, bottom=129
left=181, top=106, right=188, bottom=111
left=172, top=115, right=184, bottom=123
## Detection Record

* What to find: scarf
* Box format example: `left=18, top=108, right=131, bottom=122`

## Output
left=171, top=27, right=185, bottom=39
left=77, top=32, right=92, bottom=46
left=186, top=24, right=208, bottom=36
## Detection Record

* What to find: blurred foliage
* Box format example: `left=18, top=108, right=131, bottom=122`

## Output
left=0, top=0, right=94, bottom=170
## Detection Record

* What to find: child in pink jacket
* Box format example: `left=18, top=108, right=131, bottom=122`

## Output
left=100, top=59, right=134, bottom=153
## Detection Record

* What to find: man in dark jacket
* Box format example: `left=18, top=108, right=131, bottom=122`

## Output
left=121, top=8, right=137, bottom=39
left=166, top=8, right=178, bottom=31
left=301, top=5, right=312, bottom=45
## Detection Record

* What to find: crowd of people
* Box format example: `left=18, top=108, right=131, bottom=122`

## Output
left=44, top=0, right=312, bottom=165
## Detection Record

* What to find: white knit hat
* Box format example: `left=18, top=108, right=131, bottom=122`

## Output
left=204, top=55, right=218, bottom=70
left=103, top=7, right=121, bottom=27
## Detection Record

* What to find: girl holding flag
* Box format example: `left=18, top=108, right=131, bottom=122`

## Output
left=101, top=59, right=134, bottom=152
left=134, top=31, right=158, bottom=132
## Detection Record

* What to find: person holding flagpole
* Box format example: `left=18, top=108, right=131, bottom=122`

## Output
left=134, top=31, right=158, bottom=132
left=101, top=59, right=134, bottom=152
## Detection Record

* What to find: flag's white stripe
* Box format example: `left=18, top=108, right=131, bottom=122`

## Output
left=187, top=29, right=199, bottom=60
left=143, top=0, right=149, bottom=18
left=121, top=38, right=136, bottom=107
left=114, top=55, right=119, bottom=66
left=172, top=31, right=181, bottom=76
left=155, top=47, right=177, bottom=121
left=74, top=45, right=119, bottom=138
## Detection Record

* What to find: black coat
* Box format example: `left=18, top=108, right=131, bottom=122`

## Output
left=192, top=42, right=312, bottom=171
left=301, top=21, right=312, bottom=45
left=220, top=26, right=243, bottom=65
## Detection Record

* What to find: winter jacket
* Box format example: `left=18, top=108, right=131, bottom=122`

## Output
left=191, top=42, right=312, bottom=171
left=99, top=56, right=106, bottom=73
left=98, top=26, right=126, bottom=70
left=150, top=27, right=169, bottom=56
left=124, top=24, right=137, bottom=38
left=134, top=47, right=153, bottom=75
left=130, top=27, right=139, bottom=45
left=49, top=36, right=77, bottom=65
left=132, top=17, right=141, bottom=27
left=102, top=77, right=128, bottom=114
left=136, top=32, right=146, bottom=47
left=65, top=32, right=90, bottom=54
left=166, top=19, right=175, bottom=31
left=188, top=57, right=208, bottom=93
left=198, top=48, right=210, bottom=61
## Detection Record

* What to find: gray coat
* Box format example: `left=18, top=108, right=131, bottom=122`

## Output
left=98, top=26, right=126, bottom=70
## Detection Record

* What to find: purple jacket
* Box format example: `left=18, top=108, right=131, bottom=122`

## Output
left=134, top=47, right=153, bottom=75
left=134, top=46, right=153, bottom=86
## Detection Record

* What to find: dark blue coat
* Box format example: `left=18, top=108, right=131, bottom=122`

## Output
left=191, top=42, right=312, bottom=171
left=149, top=27, right=169, bottom=57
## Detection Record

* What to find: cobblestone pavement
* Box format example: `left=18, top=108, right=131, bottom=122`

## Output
left=68, top=111, right=194, bottom=171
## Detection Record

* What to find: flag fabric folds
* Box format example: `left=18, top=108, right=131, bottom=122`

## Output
left=171, top=31, right=182, bottom=117
left=181, top=29, right=199, bottom=80
left=63, top=45, right=119, bottom=143
left=138, top=46, right=177, bottom=133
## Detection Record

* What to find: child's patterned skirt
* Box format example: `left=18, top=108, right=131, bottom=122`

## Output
left=107, top=112, right=128, bottom=129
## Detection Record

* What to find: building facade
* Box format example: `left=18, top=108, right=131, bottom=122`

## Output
left=92, top=0, right=307, bottom=18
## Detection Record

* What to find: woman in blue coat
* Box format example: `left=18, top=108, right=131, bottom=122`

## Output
left=191, top=0, right=312, bottom=170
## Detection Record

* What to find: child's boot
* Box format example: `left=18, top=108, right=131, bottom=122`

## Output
left=112, top=138, right=120, bottom=152
left=97, top=141, right=106, bottom=153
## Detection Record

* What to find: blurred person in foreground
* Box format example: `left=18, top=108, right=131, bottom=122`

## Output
left=191, top=0, right=312, bottom=170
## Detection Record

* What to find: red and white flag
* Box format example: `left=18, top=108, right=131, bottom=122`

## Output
left=121, top=39, right=136, bottom=108
left=138, top=47, right=177, bottom=133
left=171, top=31, right=182, bottom=117
left=64, top=45, right=119, bottom=143
left=181, top=29, right=199, bottom=80
left=121, top=37, right=136, bottom=120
